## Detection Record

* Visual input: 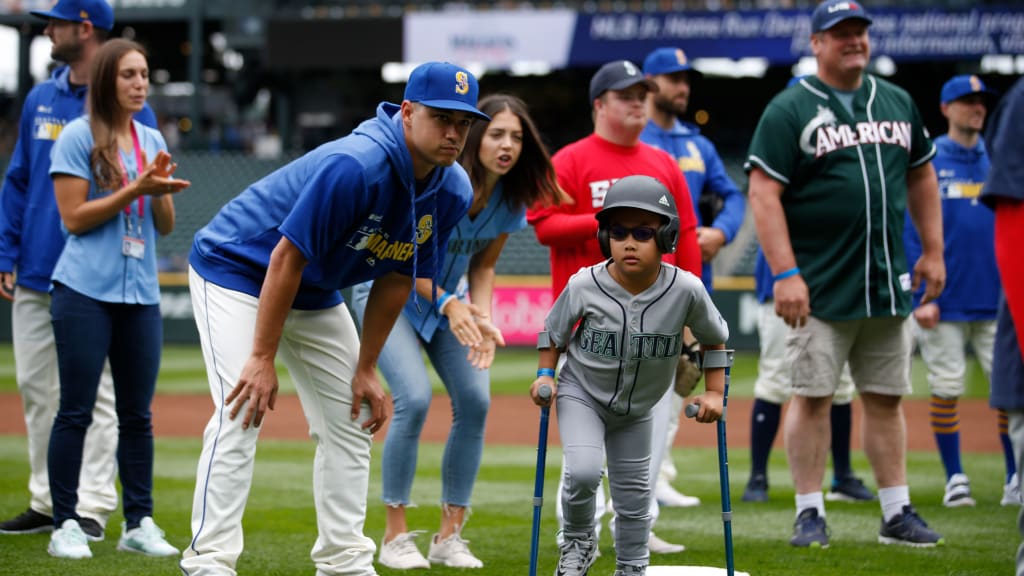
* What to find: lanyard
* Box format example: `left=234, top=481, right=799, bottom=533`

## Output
left=116, top=122, right=145, bottom=222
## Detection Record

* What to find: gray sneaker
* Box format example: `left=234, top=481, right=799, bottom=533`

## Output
left=117, top=517, right=179, bottom=557
left=878, top=505, right=944, bottom=547
left=613, top=564, right=647, bottom=576
left=554, top=531, right=597, bottom=576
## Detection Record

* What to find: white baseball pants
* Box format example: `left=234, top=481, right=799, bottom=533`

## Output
left=181, top=268, right=376, bottom=576
left=913, top=319, right=995, bottom=398
left=12, top=286, right=118, bottom=526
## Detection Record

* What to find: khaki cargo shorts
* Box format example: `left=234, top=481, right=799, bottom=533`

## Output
left=785, top=315, right=912, bottom=398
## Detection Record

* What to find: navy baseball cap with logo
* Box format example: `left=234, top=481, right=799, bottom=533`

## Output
left=811, top=0, right=872, bottom=33
left=404, top=62, right=490, bottom=121
left=31, top=0, right=114, bottom=31
left=642, top=47, right=702, bottom=79
left=941, top=74, right=997, bottom=105
left=589, top=60, right=658, bottom=102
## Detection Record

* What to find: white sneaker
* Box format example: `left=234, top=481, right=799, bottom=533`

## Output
left=1003, top=474, right=1023, bottom=507
left=48, top=519, right=92, bottom=559
left=117, top=517, right=179, bottom=557
left=428, top=531, right=483, bottom=568
left=379, top=531, right=430, bottom=569
left=648, top=531, right=685, bottom=554
left=654, top=481, right=701, bottom=507
left=942, top=473, right=976, bottom=508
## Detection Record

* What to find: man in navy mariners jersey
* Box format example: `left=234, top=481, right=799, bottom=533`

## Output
left=746, top=0, right=946, bottom=548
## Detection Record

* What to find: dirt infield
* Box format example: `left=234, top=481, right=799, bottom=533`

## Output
left=0, top=392, right=1003, bottom=453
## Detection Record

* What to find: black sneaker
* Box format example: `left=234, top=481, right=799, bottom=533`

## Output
left=742, top=473, right=769, bottom=502
left=827, top=475, right=876, bottom=502
left=790, top=508, right=829, bottom=548
left=77, top=517, right=105, bottom=542
left=0, top=508, right=54, bottom=535
left=878, top=505, right=944, bottom=547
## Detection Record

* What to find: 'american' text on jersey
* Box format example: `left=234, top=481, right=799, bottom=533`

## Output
left=815, top=120, right=912, bottom=158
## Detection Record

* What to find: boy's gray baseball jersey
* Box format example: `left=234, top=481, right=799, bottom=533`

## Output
left=547, top=261, right=729, bottom=416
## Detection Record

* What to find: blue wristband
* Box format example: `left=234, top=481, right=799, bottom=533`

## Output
left=537, top=368, right=556, bottom=378
left=436, top=293, right=454, bottom=314
left=773, top=267, right=800, bottom=282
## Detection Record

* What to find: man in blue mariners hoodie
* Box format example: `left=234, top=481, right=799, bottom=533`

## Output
left=181, top=61, right=487, bottom=576
left=0, top=0, right=157, bottom=540
left=904, top=75, right=1020, bottom=509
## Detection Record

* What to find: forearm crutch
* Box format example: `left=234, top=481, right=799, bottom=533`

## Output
left=686, top=349, right=736, bottom=576
left=529, top=384, right=553, bottom=576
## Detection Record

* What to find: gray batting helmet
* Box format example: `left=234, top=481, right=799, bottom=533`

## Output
left=596, top=175, right=680, bottom=257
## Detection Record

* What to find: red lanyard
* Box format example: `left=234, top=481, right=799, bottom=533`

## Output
left=116, top=122, right=145, bottom=220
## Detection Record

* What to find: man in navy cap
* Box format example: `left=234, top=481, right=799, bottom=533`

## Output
left=639, top=46, right=746, bottom=521
left=180, top=61, right=486, bottom=576
left=747, top=0, right=945, bottom=547
left=0, top=0, right=156, bottom=540
left=904, top=75, right=1019, bottom=509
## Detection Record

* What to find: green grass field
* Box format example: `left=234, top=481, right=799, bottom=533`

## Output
left=0, top=344, right=1012, bottom=574
left=0, top=343, right=995, bottom=399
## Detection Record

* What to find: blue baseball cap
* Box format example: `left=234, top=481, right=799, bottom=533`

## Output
left=811, top=0, right=872, bottom=33
left=642, top=47, right=701, bottom=78
left=31, top=0, right=114, bottom=31
left=940, top=75, right=997, bottom=105
left=589, top=60, right=658, bottom=103
left=404, top=62, right=489, bottom=121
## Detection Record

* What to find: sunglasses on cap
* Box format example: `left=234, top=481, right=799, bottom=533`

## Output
left=608, top=225, right=657, bottom=242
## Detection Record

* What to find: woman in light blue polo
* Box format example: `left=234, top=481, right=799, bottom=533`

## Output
left=352, top=94, right=562, bottom=569
left=45, top=39, right=189, bottom=560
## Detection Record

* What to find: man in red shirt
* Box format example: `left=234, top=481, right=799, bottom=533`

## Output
left=527, top=59, right=701, bottom=557
left=528, top=59, right=700, bottom=297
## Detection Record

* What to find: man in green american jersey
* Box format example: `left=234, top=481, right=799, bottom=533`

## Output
left=746, top=0, right=946, bottom=549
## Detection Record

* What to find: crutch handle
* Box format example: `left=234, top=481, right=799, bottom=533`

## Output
left=684, top=403, right=699, bottom=419
left=538, top=384, right=552, bottom=401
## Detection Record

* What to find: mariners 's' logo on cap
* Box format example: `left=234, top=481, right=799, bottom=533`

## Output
left=80, top=10, right=89, bottom=18
left=675, top=49, right=688, bottom=66
left=623, top=61, right=639, bottom=76
left=658, top=195, right=670, bottom=207
left=455, top=71, right=469, bottom=95
left=970, top=75, right=982, bottom=91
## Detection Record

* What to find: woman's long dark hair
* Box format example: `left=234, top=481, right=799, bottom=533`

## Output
left=88, top=38, right=147, bottom=191
left=460, top=94, right=562, bottom=209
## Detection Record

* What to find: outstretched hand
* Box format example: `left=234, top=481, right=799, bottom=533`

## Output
left=134, top=150, right=191, bottom=196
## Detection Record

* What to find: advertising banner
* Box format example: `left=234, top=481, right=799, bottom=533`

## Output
left=399, top=7, right=1024, bottom=69
left=403, top=9, right=577, bottom=69
left=570, top=7, right=1024, bottom=66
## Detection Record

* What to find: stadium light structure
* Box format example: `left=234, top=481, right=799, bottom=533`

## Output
left=691, top=57, right=769, bottom=78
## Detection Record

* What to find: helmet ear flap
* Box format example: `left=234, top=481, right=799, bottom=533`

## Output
left=655, top=224, right=679, bottom=254
left=597, top=225, right=612, bottom=258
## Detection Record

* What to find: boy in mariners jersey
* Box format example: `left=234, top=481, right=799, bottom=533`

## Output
left=747, top=0, right=946, bottom=548
left=530, top=175, right=729, bottom=576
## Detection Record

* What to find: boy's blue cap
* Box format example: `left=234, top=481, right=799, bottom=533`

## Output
left=811, top=0, right=872, bottom=33
left=940, top=75, right=996, bottom=105
left=31, top=0, right=114, bottom=31
left=404, top=62, right=489, bottom=121
left=642, top=47, right=701, bottom=78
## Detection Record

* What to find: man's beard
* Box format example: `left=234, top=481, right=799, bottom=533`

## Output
left=52, top=41, right=83, bottom=64
left=654, top=95, right=686, bottom=118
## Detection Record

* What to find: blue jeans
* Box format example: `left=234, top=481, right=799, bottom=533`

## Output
left=48, top=283, right=162, bottom=528
left=350, top=283, right=490, bottom=506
